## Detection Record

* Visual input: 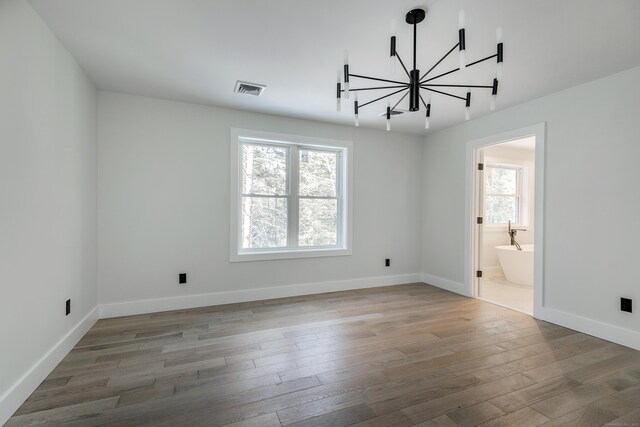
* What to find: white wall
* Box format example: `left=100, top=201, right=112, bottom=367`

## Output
left=422, top=65, right=640, bottom=344
left=0, top=0, right=97, bottom=422
left=98, top=92, right=423, bottom=313
left=482, top=145, right=535, bottom=275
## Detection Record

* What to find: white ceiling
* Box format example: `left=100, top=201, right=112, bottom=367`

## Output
left=29, top=0, right=640, bottom=135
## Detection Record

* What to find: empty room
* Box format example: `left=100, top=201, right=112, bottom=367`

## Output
left=2, top=0, right=640, bottom=425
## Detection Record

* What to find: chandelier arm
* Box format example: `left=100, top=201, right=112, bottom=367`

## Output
left=419, top=43, right=460, bottom=82
left=422, top=87, right=467, bottom=101
left=391, top=90, right=410, bottom=111
left=349, top=73, right=409, bottom=86
left=419, top=94, right=428, bottom=109
left=394, top=53, right=412, bottom=79
left=342, top=85, right=409, bottom=93
left=421, top=84, right=493, bottom=89
left=465, top=53, right=498, bottom=68
left=422, top=67, right=461, bottom=83
left=358, top=88, right=408, bottom=109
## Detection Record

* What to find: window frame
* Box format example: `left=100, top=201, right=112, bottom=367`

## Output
left=230, top=128, right=353, bottom=262
left=484, top=163, right=523, bottom=226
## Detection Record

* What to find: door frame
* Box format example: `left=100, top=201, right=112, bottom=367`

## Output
left=464, top=123, right=546, bottom=318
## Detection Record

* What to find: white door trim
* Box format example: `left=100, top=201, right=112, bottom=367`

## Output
left=464, top=123, right=546, bottom=318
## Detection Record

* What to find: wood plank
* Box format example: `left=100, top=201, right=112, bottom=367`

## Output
left=447, top=401, right=505, bottom=427
left=475, top=407, right=549, bottom=426
left=6, top=283, right=639, bottom=426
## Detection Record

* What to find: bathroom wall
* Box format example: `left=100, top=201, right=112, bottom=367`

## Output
left=481, top=144, right=535, bottom=277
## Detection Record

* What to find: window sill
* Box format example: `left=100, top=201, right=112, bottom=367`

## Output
left=230, top=247, right=352, bottom=262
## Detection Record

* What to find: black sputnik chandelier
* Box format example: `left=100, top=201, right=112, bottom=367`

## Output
left=336, top=8, right=504, bottom=130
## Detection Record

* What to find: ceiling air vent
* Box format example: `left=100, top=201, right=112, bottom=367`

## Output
left=378, top=109, right=406, bottom=117
left=234, top=81, right=266, bottom=96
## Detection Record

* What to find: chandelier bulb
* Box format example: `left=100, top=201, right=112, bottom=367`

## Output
left=496, top=28, right=504, bottom=79
left=490, top=78, right=498, bottom=111
left=425, top=116, right=430, bottom=129
left=354, top=93, right=359, bottom=126
left=386, top=100, right=391, bottom=131
left=390, top=20, right=397, bottom=75
left=336, top=70, right=342, bottom=112
left=465, top=91, right=471, bottom=120
left=344, top=50, right=350, bottom=99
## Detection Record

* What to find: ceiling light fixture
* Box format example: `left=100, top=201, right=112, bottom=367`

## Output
left=335, top=8, right=504, bottom=131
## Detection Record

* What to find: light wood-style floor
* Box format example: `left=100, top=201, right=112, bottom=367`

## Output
left=8, top=283, right=640, bottom=426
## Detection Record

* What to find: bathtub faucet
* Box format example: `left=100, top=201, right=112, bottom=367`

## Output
left=508, top=220, right=526, bottom=251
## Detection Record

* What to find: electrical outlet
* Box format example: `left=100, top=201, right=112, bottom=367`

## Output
left=385, top=258, right=390, bottom=267
left=621, top=298, right=632, bottom=313
left=66, top=299, right=71, bottom=316
left=179, top=273, right=187, bottom=284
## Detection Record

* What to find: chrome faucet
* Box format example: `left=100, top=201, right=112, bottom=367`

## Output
left=508, top=220, right=526, bottom=251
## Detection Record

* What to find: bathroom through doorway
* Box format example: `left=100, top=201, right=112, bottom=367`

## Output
left=466, top=124, right=545, bottom=317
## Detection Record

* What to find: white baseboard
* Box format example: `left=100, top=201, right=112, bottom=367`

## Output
left=0, top=306, right=99, bottom=425
left=99, top=273, right=422, bottom=319
left=420, top=273, right=468, bottom=296
left=540, top=307, right=640, bottom=351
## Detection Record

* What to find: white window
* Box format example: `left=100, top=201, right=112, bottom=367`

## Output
left=230, top=129, right=352, bottom=261
left=484, top=164, right=523, bottom=225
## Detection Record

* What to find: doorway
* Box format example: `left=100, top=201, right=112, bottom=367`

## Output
left=465, top=124, right=545, bottom=318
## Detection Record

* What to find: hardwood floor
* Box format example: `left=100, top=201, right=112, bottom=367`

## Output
left=8, top=283, right=640, bottom=426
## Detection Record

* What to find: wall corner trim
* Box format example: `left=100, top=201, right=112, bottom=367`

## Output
left=0, top=306, right=99, bottom=425
left=420, top=273, right=468, bottom=296
left=99, top=273, right=422, bottom=319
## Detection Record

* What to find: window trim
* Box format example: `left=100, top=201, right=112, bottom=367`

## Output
left=230, top=128, right=353, bottom=262
left=484, top=163, right=524, bottom=226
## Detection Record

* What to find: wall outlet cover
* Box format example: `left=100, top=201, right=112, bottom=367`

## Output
left=179, top=273, right=187, bottom=284
left=621, top=297, right=632, bottom=313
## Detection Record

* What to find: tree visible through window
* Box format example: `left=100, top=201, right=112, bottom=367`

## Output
left=485, top=165, right=521, bottom=224
left=241, top=144, right=288, bottom=249
left=239, top=140, right=344, bottom=252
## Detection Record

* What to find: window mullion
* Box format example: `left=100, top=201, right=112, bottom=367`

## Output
left=288, top=146, right=300, bottom=248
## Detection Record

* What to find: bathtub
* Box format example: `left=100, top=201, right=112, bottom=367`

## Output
left=495, top=244, right=534, bottom=286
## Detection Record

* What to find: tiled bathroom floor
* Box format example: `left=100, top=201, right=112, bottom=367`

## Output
left=480, top=276, right=533, bottom=314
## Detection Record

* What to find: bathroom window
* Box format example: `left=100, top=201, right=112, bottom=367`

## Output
left=230, top=129, right=352, bottom=262
left=485, top=165, right=522, bottom=224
